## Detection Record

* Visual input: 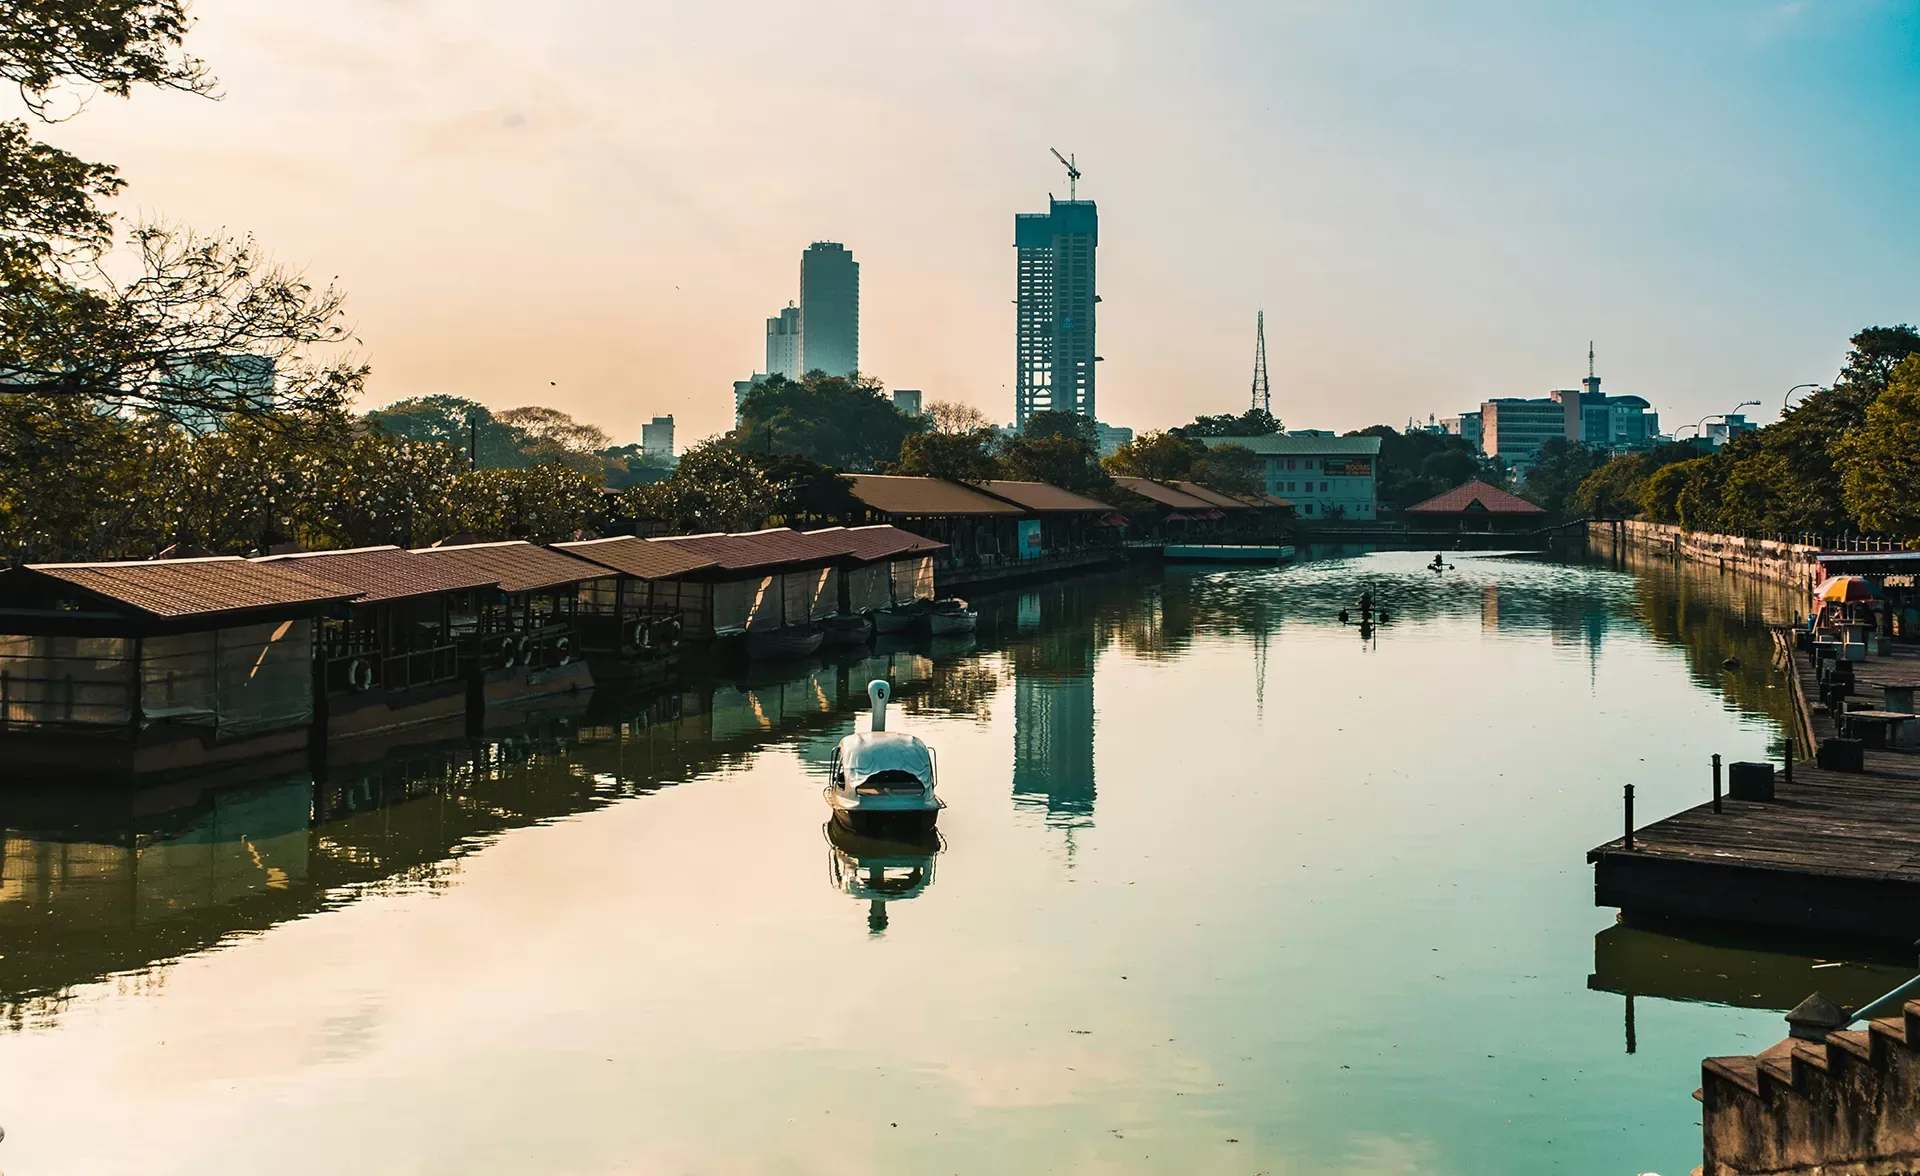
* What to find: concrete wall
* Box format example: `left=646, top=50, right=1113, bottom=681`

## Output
left=1591, top=520, right=1826, bottom=590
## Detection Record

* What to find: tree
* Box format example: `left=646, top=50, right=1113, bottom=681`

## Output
left=367, top=395, right=529, bottom=468
left=0, top=392, right=177, bottom=560
left=997, top=410, right=1108, bottom=493
left=1, top=1, right=211, bottom=119
left=495, top=405, right=610, bottom=475
left=895, top=429, right=1000, bottom=482
left=1191, top=444, right=1262, bottom=496
left=730, top=372, right=920, bottom=469
left=1345, top=425, right=1482, bottom=510
left=1103, top=431, right=1200, bottom=481
left=1518, top=439, right=1609, bottom=519
left=1640, top=459, right=1702, bottom=525
left=440, top=464, right=600, bottom=543
left=624, top=440, right=778, bottom=534
left=1838, top=355, right=1920, bottom=537
left=754, top=451, right=862, bottom=524
left=599, top=443, right=675, bottom=490
left=1174, top=408, right=1281, bottom=438
left=923, top=399, right=992, bottom=435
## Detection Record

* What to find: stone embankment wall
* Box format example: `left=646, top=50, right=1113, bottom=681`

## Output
left=1591, top=520, right=1826, bottom=590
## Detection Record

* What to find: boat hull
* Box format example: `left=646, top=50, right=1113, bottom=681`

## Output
left=817, top=615, right=873, bottom=648
left=926, top=611, right=977, bottom=637
left=830, top=805, right=940, bottom=837
left=744, top=628, right=825, bottom=660
left=872, top=608, right=919, bottom=635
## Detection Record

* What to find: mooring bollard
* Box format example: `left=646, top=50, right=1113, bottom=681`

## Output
left=1624, top=783, right=1635, bottom=851
left=1713, top=753, right=1723, bottom=813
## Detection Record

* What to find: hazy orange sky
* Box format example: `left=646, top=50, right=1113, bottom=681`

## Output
left=34, top=0, right=1920, bottom=448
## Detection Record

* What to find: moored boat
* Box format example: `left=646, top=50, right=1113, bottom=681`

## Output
left=827, top=680, right=943, bottom=835
left=743, top=625, right=824, bottom=660
left=818, top=613, right=874, bottom=648
left=922, top=597, right=977, bottom=637
left=872, top=605, right=921, bottom=635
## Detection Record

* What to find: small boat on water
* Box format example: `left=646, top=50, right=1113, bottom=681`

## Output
left=923, top=597, right=977, bottom=637
left=744, top=625, right=824, bottom=660
left=817, top=613, right=874, bottom=648
left=872, top=605, right=922, bottom=635
left=827, top=680, right=943, bottom=835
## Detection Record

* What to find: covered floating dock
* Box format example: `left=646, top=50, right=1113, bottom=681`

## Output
left=404, top=540, right=607, bottom=706
left=0, top=557, right=356, bottom=775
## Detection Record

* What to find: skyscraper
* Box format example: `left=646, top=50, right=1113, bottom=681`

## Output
left=1014, top=198, right=1098, bottom=428
left=765, top=303, right=801, bottom=379
left=799, top=242, right=859, bottom=378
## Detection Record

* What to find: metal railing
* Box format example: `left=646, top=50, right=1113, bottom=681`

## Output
left=0, top=670, right=135, bottom=727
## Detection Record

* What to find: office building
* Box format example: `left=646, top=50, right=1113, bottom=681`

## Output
left=733, top=373, right=767, bottom=422
left=1442, top=412, right=1482, bottom=452
left=892, top=389, right=923, bottom=416
left=1014, top=198, right=1099, bottom=428
left=1481, top=397, right=1568, bottom=470
left=641, top=415, right=674, bottom=457
left=765, top=303, right=801, bottom=379
left=799, top=243, right=859, bottom=378
left=1199, top=434, right=1381, bottom=520
left=1705, top=414, right=1755, bottom=447
left=1094, top=422, right=1132, bottom=459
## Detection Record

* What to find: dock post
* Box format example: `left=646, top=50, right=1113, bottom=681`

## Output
left=1712, top=753, right=1723, bottom=813
left=1624, top=784, right=1635, bottom=851
left=1785, top=738, right=1794, bottom=787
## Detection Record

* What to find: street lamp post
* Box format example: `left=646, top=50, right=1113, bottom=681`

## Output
left=1782, top=383, right=1821, bottom=416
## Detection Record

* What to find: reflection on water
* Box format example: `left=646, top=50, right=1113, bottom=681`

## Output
left=824, top=823, right=942, bottom=935
left=0, top=550, right=1874, bottom=1176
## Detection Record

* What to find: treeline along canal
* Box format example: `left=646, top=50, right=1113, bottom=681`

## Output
left=0, top=550, right=1895, bottom=1174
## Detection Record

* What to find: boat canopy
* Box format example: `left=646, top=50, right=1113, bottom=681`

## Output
left=839, top=731, right=934, bottom=785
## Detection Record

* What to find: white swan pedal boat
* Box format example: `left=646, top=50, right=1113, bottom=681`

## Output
left=826, top=680, right=943, bottom=835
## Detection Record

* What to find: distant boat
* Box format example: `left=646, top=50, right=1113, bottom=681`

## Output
left=872, top=605, right=923, bottom=635
left=826, top=680, right=943, bottom=835
left=744, top=626, right=823, bottom=660
left=818, top=614, right=873, bottom=648
left=923, top=597, right=977, bottom=637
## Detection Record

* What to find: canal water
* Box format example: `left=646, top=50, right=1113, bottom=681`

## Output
left=0, top=549, right=1904, bottom=1175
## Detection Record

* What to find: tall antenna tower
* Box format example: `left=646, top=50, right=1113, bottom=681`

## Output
left=1250, top=310, right=1271, bottom=415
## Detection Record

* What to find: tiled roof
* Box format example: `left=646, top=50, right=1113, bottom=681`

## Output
left=1404, top=480, right=1547, bottom=516
left=1171, top=481, right=1256, bottom=510
left=652, top=528, right=855, bottom=572
left=803, top=525, right=947, bottom=562
left=972, top=480, right=1112, bottom=513
left=845, top=474, right=1025, bottom=517
left=406, top=540, right=610, bottom=592
left=553, top=536, right=720, bottom=581
left=26, top=556, right=356, bottom=619
left=255, top=546, right=500, bottom=603
left=1197, top=434, right=1383, bottom=456
left=1109, top=477, right=1216, bottom=510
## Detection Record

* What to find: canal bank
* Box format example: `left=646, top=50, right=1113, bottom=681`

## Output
left=0, top=550, right=1832, bottom=1176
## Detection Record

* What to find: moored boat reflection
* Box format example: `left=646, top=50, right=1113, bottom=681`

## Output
left=823, top=820, right=942, bottom=935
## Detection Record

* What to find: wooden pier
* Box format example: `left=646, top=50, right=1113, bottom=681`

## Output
left=1589, top=632, right=1920, bottom=945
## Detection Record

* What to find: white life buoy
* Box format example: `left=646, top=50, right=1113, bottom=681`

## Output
left=347, top=658, right=374, bottom=692
left=499, top=636, right=519, bottom=669
left=629, top=619, right=649, bottom=649
left=553, top=636, right=572, bottom=666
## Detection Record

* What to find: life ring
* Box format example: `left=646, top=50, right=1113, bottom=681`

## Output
left=553, top=636, right=572, bottom=666
left=629, top=619, right=650, bottom=649
left=515, top=635, right=532, bottom=664
left=346, top=658, right=374, bottom=692
left=661, top=618, right=683, bottom=644
left=498, top=636, right=519, bottom=669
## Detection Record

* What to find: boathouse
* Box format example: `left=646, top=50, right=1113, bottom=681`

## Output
left=1107, top=477, right=1223, bottom=540
left=551, top=536, right=720, bottom=669
left=405, top=541, right=608, bottom=703
left=649, top=528, right=857, bottom=641
left=252, top=545, right=501, bottom=739
left=0, top=556, right=357, bottom=775
left=801, top=525, right=945, bottom=614
left=970, top=480, right=1123, bottom=560
left=1402, top=480, right=1547, bottom=533
left=842, top=475, right=1026, bottom=571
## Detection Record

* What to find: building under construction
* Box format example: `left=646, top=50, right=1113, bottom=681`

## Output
left=1014, top=179, right=1099, bottom=428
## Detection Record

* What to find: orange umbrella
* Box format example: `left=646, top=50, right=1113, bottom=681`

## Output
left=1814, top=576, right=1881, bottom=603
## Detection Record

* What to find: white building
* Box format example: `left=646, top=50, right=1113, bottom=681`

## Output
left=1201, top=434, right=1381, bottom=521
left=641, top=415, right=674, bottom=457
left=733, top=373, right=768, bottom=422
left=765, top=304, right=801, bottom=379
left=892, top=389, right=923, bottom=415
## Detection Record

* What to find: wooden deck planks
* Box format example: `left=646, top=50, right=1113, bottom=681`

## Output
left=1590, top=633, right=1920, bottom=941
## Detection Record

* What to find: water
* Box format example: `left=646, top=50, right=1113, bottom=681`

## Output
left=0, top=549, right=1903, bottom=1174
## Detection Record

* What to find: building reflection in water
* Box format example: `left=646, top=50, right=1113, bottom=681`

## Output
left=823, top=822, right=941, bottom=935
left=1008, top=585, right=1098, bottom=829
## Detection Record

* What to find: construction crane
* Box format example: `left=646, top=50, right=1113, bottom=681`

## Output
left=1049, top=148, right=1081, bottom=200
left=1250, top=310, right=1271, bottom=416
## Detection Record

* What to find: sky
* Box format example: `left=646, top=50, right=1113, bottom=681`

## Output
left=31, top=0, right=1920, bottom=448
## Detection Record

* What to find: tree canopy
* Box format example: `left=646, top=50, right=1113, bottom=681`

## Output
left=730, top=372, right=920, bottom=469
